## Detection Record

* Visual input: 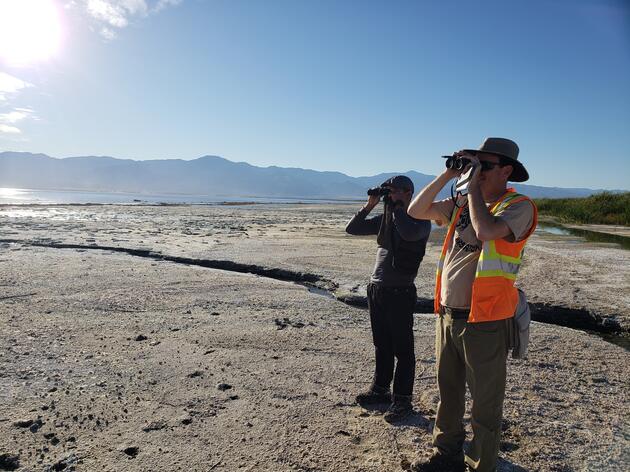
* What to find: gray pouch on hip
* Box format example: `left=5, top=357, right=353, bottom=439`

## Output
left=511, top=289, right=531, bottom=359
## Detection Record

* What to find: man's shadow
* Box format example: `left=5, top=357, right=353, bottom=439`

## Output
left=357, top=403, right=389, bottom=413
left=496, top=457, right=528, bottom=471
left=360, top=403, right=433, bottom=431
left=387, top=413, right=529, bottom=471
left=395, top=408, right=433, bottom=431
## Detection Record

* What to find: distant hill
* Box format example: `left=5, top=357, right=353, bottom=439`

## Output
left=0, top=151, right=608, bottom=199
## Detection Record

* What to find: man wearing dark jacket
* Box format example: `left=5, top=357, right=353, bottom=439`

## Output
left=346, top=175, right=431, bottom=422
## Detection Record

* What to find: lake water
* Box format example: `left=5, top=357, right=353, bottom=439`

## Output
left=0, top=187, right=359, bottom=205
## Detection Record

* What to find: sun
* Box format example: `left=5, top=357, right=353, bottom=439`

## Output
left=0, top=0, right=63, bottom=65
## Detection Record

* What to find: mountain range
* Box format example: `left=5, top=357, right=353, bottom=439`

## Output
left=0, top=151, right=606, bottom=199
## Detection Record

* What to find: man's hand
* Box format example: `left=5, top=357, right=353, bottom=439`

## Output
left=442, top=167, right=460, bottom=181
left=443, top=150, right=474, bottom=180
left=465, top=153, right=482, bottom=191
left=364, top=194, right=380, bottom=211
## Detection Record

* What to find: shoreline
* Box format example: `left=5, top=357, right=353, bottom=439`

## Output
left=538, top=215, right=630, bottom=238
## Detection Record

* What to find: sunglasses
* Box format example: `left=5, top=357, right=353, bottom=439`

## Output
left=479, top=161, right=504, bottom=172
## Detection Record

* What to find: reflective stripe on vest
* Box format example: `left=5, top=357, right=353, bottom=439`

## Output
left=435, top=205, right=463, bottom=276
left=433, top=204, right=465, bottom=313
left=476, top=239, right=521, bottom=280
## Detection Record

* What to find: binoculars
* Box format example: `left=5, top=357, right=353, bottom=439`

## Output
left=443, top=155, right=471, bottom=171
left=367, top=186, right=391, bottom=197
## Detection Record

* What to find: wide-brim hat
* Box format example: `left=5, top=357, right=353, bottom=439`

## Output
left=463, top=137, right=529, bottom=182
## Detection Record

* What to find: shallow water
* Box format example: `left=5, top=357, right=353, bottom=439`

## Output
left=0, top=187, right=359, bottom=205
left=537, top=222, right=630, bottom=250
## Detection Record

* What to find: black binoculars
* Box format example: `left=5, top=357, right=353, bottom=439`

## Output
left=443, top=155, right=472, bottom=171
left=367, top=186, right=391, bottom=197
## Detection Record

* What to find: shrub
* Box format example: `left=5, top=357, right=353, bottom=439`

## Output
left=534, top=192, right=630, bottom=226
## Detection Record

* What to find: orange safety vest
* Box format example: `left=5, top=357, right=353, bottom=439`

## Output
left=434, top=188, right=538, bottom=323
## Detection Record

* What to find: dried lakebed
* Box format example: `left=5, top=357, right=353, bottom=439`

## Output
left=1, top=204, right=629, bottom=471
left=0, top=203, right=628, bottom=335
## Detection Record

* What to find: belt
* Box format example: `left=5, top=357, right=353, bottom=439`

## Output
left=368, top=283, right=415, bottom=293
left=439, top=305, right=470, bottom=320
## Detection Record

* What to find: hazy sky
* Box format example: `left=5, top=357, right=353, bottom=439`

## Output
left=0, top=0, right=628, bottom=189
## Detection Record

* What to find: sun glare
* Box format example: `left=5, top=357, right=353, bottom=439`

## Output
left=0, top=188, right=25, bottom=198
left=0, top=0, right=63, bottom=65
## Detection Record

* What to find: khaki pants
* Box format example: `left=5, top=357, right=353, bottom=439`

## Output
left=432, top=314, right=511, bottom=472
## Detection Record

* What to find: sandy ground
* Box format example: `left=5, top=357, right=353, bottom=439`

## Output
left=0, top=204, right=629, bottom=471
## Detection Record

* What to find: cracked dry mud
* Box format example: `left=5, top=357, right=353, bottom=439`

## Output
left=0, top=203, right=628, bottom=471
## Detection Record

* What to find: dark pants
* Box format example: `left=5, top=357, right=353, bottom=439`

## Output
left=367, top=282, right=417, bottom=396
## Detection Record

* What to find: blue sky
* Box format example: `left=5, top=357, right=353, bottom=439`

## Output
left=0, top=0, right=628, bottom=189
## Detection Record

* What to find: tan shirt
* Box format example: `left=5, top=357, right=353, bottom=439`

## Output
left=435, top=197, right=534, bottom=309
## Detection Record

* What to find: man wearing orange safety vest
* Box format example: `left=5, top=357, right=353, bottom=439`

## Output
left=407, top=138, right=537, bottom=472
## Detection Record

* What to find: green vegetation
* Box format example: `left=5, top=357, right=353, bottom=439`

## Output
left=534, top=192, right=630, bottom=226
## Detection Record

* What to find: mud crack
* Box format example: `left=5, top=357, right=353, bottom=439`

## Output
left=0, top=239, right=338, bottom=294
left=1, top=238, right=626, bottom=342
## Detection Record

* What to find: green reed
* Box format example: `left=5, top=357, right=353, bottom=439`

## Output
left=534, top=192, right=630, bottom=226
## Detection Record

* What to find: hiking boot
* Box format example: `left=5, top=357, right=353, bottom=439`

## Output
left=383, top=394, right=413, bottom=423
left=410, top=452, right=465, bottom=472
left=355, top=385, right=391, bottom=406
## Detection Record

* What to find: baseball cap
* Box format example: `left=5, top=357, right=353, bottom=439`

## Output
left=381, top=175, right=414, bottom=193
